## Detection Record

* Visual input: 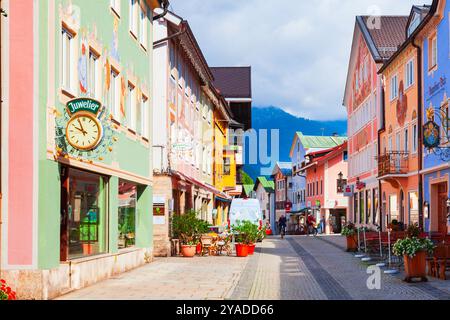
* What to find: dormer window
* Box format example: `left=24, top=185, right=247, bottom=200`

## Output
left=407, top=13, right=421, bottom=37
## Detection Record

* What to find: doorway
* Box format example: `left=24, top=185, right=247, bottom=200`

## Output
left=437, top=183, right=448, bottom=234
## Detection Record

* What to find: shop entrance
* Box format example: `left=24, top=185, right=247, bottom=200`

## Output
left=437, top=183, right=448, bottom=234
left=330, top=209, right=346, bottom=234
left=60, top=167, right=108, bottom=261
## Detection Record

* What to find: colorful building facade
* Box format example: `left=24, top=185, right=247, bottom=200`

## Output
left=1, top=0, right=162, bottom=299
left=420, top=0, right=450, bottom=235
left=343, top=16, right=408, bottom=230
left=272, top=162, right=292, bottom=233
left=303, top=142, right=348, bottom=234
left=254, top=177, right=275, bottom=226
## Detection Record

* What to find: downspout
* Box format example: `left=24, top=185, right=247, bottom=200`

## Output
left=412, top=38, right=424, bottom=230
left=152, top=0, right=169, bottom=21
left=377, top=80, right=385, bottom=231
left=0, top=0, right=6, bottom=277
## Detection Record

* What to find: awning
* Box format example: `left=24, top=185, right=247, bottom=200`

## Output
left=171, top=170, right=231, bottom=200
left=289, top=207, right=312, bottom=215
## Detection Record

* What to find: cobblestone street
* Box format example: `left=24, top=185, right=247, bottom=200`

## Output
left=58, top=236, right=450, bottom=300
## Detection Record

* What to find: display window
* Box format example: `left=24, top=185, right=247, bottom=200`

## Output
left=118, top=180, right=137, bottom=249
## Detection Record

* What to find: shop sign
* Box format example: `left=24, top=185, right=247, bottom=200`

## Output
left=326, top=200, right=337, bottom=209
left=285, top=201, right=292, bottom=213
left=356, top=181, right=366, bottom=190
left=343, top=184, right=354, bottom=197
left=423, top=120, right=440, bottom=149
left=315, top=200, right=321, bottom=208
left=428, top=76, right=446, bottom=99
left=66, top=98, right=102, bottom=117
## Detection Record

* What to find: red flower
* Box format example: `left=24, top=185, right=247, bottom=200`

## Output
left=0, top=279, right=5, bottom=284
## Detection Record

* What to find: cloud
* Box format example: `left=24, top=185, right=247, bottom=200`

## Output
left=169, top=0, right=425, bottom=120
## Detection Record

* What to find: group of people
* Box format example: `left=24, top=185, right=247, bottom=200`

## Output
left=278, top=213, right=326, bottom=237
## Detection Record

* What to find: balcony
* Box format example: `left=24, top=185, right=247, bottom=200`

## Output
left=378, top=151, right=409, bottom=177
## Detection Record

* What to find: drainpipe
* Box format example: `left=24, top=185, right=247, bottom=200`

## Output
left=152, top=0, right=169, bottom=21
left=378, top=79, right=385, bottom=231
left=412, top=38, right=424, bottom=230
left=153, top=21, right=186, bottom=47
left=0, top=0, right=6, bottom=277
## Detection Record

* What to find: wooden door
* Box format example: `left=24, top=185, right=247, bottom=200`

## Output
left=438, top=183, right=448, bottom=234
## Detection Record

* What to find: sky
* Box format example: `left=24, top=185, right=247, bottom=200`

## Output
left=169, top=0, right=427, bottom=121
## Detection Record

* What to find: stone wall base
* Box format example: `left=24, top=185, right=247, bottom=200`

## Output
left=1, top=247, right=153, bottom=300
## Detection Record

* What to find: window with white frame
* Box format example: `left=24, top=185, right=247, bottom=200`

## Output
left=61, top=27, right=75, bottom=92
left=429, top=35, right=437, bottom=69
left=110, top=0, right=121, bottom=17
left=88, top=49, right=100, bottom=99
left=110, top=69, right=120, bottom=120
left=129, top=0, right=138, bottom=37
left=139, top=7, right=147, bottom=49
left=405, top=59, right=414, bottom=88
left=412, top=123, right=418, bottom=153
left=390, top=75, right=398, bottom=101
left=127, top=83, right=137, bottom=130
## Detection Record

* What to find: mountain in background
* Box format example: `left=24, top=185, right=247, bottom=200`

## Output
left=243, top=106, right=347, bottom=180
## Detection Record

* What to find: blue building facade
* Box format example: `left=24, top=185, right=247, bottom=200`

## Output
left=422, top=0, right=450, bottom=235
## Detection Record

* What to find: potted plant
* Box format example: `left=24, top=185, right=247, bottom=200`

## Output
left=393, top=226, right=435, bottom=283
left=341, top=222, right=358, bottom=252
left=172, top=211, right=210, bottom=258
left=232, top=220, right=258, bottom=257
left=0, top=279, right=17, bottom=300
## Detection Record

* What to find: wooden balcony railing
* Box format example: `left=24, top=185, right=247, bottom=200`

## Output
left=378, top=151, right=409, bottom=177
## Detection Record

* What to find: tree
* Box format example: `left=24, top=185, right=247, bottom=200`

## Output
left=240, top=169, right=254, bottom=185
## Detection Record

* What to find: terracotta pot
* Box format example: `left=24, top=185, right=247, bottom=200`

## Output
left=265, top=229, right=272, bottom=236
left=248, top=244, right=256, bottom=255
left=346, top=235, right=358, bottom=252
left=181, top=245, right=197, bottom=258
left=235, top=244, right=249, bottom=257
left=82, top=243, right=93, bottom=255
left=403, top=251, right=427, bottom=282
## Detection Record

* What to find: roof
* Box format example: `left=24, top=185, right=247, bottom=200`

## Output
left=297, top=132, right=348, bottom=150
left=210, top=67, right=252, bottom=99
left=303, top=141, right=348, bottom=171
left=254, top=177, right=275, bottom=193
left=242, top=184, right=255, bottom=196
left=271, top=162, right=292, bottom=176
left=358, top=16, right=409, bottom=61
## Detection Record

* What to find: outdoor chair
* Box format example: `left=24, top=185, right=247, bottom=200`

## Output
left=200, top=235, right=217, bottom=256
left=428, top=243, right=448, bottom=280
left=216, top=234, right=232, bottom=256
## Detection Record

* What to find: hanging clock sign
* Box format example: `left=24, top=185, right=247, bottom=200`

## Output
left=65, top=98, right=104, bottom=151
left=423, top=120, right=440, bottom=149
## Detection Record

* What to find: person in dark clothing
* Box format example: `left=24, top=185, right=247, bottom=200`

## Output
left=278, top=215, right=287, bottom=237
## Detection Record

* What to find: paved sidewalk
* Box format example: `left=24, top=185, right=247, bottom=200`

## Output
left=58, top=255, right=248, bottom=300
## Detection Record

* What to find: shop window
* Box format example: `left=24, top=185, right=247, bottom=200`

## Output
left=389, top=195, right=399, bottom=223
left=366, top=190, right=372, bottom=224
left=118, top=180, right=137, bottom=249
left=353, top=193, right=358, bottom=223
left=61, top=26, right=75, bottom=93
left=60, top=168, right=107, bottom=261
left=359, top=192, right=365, bottom=224
left=373, top=188, right=379, bottom=225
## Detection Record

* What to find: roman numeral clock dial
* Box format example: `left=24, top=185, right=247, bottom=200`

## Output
left=66, top=113, right=103, bottom=151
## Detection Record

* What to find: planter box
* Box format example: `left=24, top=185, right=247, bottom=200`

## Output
left=403, top=251, right=427, bottom=283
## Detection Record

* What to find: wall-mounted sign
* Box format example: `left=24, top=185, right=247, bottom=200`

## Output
left=153, top=206, right=165, bottom=217
left=428, top=76, right=446, bottom=99
left=65, top=98, right=104, bottom=151
left=285, top=201, right=292, bottom=213
left=343, top=184, right=354, bottom=197
left=356, top=181, right=366, bottom=190
left=423, top=120, right=440, bottom=149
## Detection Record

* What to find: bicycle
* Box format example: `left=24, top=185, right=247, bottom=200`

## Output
left=280, top=225, right=286, bottom=239
left=307, top=224, right=318, bottom=237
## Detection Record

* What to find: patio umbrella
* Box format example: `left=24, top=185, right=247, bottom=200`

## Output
left=384, top=228, right=399, bottom=274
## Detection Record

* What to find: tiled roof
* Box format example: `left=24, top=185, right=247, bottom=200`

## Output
left=255, top=177, right=275, bottom=193
left=210, top=67, right=252, bottom=99
left=243, top=184, right=255, bottom=196
left=297, top=132, right=348, bottom=149
left=359, top=16, right=409, bottom=60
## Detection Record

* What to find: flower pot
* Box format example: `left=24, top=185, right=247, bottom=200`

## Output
left=346, top=235, right=358, bottom=252
left=248, top=244, right=256, bottom=255
left=196, top=243, right=202, bottom=255
left=181, top=245, right=197, bottom=258
left=265, top=229, right=272, bottom=236
left=82, top=243, right=93, bottom=255
left=403, top=251, right=427, bottom=282
left=235, top=244, right=249, bottom=257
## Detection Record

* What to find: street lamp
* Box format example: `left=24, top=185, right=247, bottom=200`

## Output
left=338, top=171, right=344, bottom=181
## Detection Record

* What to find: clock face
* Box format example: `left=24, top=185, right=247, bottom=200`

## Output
left=66, top=113, right=103, bottom=151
